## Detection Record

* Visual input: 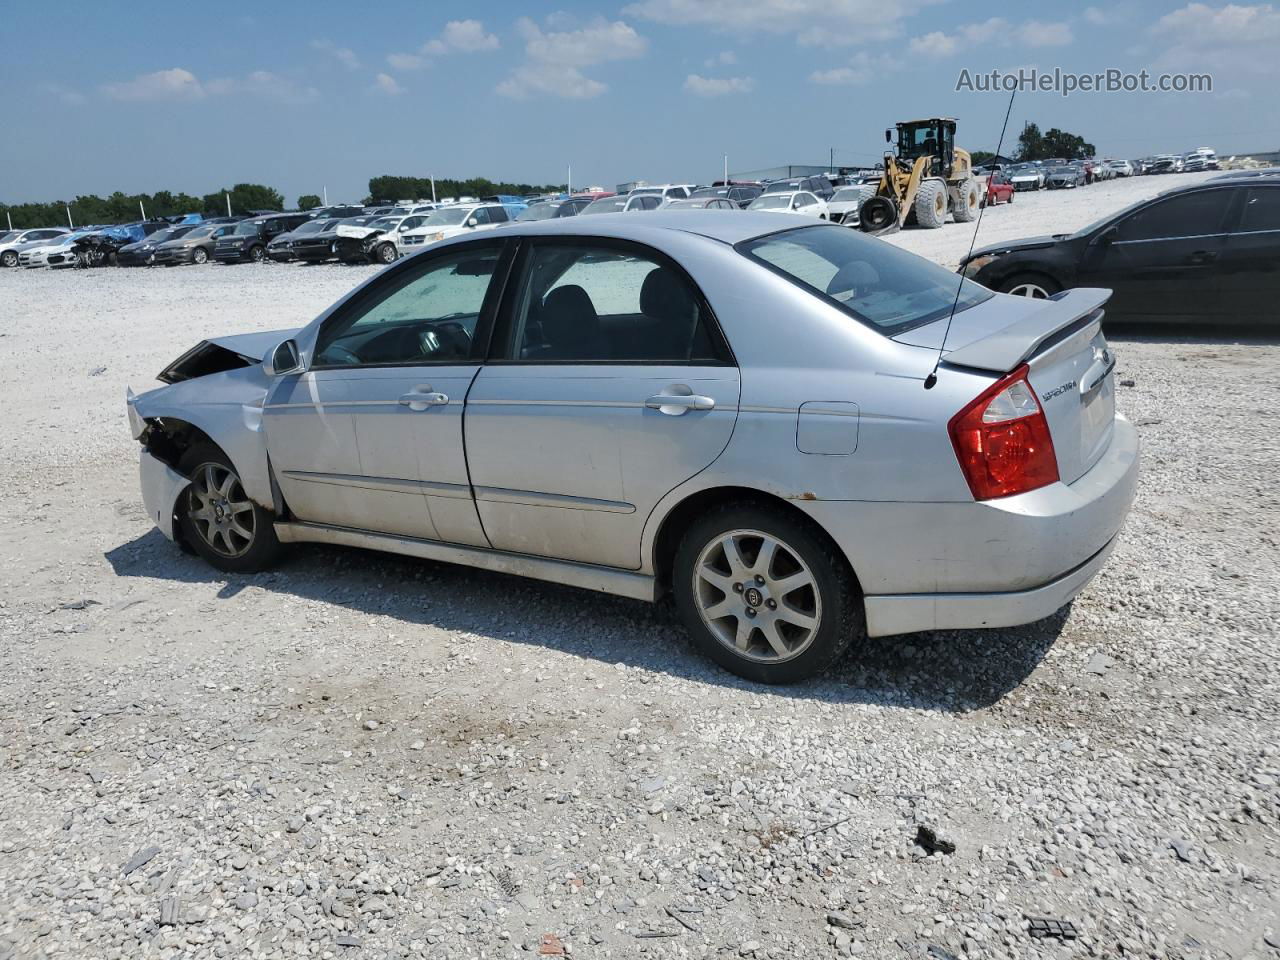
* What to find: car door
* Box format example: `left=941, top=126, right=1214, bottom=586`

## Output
left=263, top=240, right=510, bottom=546
left=1076, top=187, right=1234, bottom=323
left=1217, top=184, right=1280, bottom=325
left=464, top=237, right=740, bottom=569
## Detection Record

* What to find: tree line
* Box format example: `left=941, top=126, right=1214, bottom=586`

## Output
left=367, top=175, right=564, bottom=203
left=0, top=184, right=289, bottom=231
left=969, top=124, right=1097, bottom=167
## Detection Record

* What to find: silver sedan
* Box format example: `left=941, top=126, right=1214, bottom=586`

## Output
left=128, top=212, right=1139, bottom=683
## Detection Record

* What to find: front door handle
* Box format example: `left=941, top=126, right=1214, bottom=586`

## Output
left=1187, top=250, right=1218, bottom=264
left=645, top=393, right=715, bottom=415
left=399, top=391, right=449, bottom=411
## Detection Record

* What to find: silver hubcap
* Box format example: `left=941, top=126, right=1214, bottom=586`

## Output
left=693, top=529, right=822, bottom=663
left=188, top=463, right=255, bottom=557
left=1007, top=282, right=1050, bottom=299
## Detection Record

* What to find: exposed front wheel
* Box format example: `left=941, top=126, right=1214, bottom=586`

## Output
left=376, top=242, right=398, bottom=264
left=999, top=272, right=1060, bottom=299
left=0, top=251, right=18, bottom=268
left=177, top=444, right=283, bottom=574
left=673, top=503, right=861, bottom=684
left=249, top=245, right=266, bottom=263
left=193, top=247, right=209, bottom=264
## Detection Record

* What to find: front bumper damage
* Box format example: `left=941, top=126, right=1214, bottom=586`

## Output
left=139, top=450, right=190, bottom=541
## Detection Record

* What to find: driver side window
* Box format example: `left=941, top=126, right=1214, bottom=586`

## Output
left=313, top=245, right=502, bottom=367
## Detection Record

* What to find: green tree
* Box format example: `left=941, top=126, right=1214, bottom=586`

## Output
left=1015, top=123, right=1095, bottom=161
left=297, top=194, right=322, bottom=210
left=201, top=183, right=285, bottom=216
left=366, top=174, right=565, bottom=204
left=1016, top=123, right=1044, bottom=161
left=969, top=150, right=997, bottom=166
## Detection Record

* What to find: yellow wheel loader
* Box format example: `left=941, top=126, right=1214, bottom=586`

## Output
left=858, top=118, right=981, bottom=233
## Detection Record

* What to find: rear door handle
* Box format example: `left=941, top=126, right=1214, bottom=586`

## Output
left=645, top=393, right=715, bottom=415
left=1187, top=250, right=1218, bottom=264
left=399, top=391, right=449, bottom=410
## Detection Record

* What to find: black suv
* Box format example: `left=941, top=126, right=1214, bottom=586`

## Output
left=762, top=176, right=835, bottom=200
left=213, top=213, right=310, bottom=263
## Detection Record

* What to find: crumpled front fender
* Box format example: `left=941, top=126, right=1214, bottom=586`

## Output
left=140, top=450, right=191, bottom=541
left=128, top=364, right=277, bottom=512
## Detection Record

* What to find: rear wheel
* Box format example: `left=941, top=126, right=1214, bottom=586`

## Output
left=914, top=179, right=947, bottom=229
left=176, top=444, right=283, bottom=574
left=952, top=177, right=980, bottom=222
left=999, top=272, right=1060, bottom=299
left=673, top=502, right=861, bottom=684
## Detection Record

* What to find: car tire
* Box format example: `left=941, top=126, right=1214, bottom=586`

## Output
left=376, top=242, right=397, bottom=264
left=913, top=179, right=947, bottom=229
left=249, top=245, right=266, bottom=263
left=952, top=177, right=980, bottom=222
left=176, top=443, right=284, bottom=574
left=1, top=250, right=18, bottom=268
left=673, top=501, right=861, bottom=684
left=998, top=272, right=1060, bottom=299
left=857, top=196, right=897, bottom=232
left=193, top=248, right=208, bottom=264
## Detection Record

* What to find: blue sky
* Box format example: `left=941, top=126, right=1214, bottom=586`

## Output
left=2, top=1, right=1276, bottom=204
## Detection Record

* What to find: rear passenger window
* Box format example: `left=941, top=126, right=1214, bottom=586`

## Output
left=1114, top=190, right=1230, bottom=241
left=506, top=243, right=722, bottom=363
left=488, top=206, right=509, bottom=223
left=1238, top=187, right=1280, bottom=233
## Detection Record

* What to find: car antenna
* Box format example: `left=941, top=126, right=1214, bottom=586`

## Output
left=924, top=89, right=1016, bottom=390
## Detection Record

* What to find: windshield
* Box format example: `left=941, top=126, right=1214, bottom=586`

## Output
left=832, top=188, right=866, bottom=201
left=165, top=225, right=196, bottom=241
left=750, top=195, right=792, bottom=210
left=516, top=203, right=561, bottom=221
left=182, top=224, right=217, bottom=238
left=629, top=187, right=661, bottom=195
left=422, top=208, right=471, bottom=226
left=738, top=224, right=993, bottom=333
left=234, top=220, right=263, bottom=235
left=369, top=217, right=398, bottom=230
left=1051, top=167, right=1074, bottom=175
left=291, top=220, right=328, bottom=236
left=581, top=197, right=628, bottom=214
left=691, top=188, right=729, bottom=199
left=663, top=199, right=702, bottom=209
left=764, top=181, right=799, bottom=194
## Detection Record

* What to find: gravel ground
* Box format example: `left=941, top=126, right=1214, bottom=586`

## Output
left=1, top=174, right=1277, bottom=960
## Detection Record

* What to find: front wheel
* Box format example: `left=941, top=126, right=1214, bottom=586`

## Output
left=1, top=250, right=18, bottom=268
left=999, top=272, right=1060, bottom=299
left=375, top=242, right=398, bottom=264
left=248, top=245, right=266, bottom=263
left=176, top=444, right=283, bottom=574
left=192, top=247, right=209, bottom=264
left=673, top=503, right=861, bottom=684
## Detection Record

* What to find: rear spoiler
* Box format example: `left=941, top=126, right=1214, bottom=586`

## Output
left=944, top=288, right=1110, bottom=373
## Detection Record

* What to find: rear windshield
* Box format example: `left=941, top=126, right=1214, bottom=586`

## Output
left=738, top=225, right=993, bottom=334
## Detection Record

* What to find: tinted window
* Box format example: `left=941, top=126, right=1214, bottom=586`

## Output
left=739, top=225, right=992, bottom=333
left=488, top=206, right=509, bottom=223
left=314, top=246, right=501, bottom=367
left=506, top=243, right=720, bottom=363
left=1238, top=187, right=1280, bottom=232
left=1114, top=190, right=1231, bottom=241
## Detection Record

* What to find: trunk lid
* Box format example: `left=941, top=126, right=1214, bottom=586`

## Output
left=899, top=288, right=1117, bottom=484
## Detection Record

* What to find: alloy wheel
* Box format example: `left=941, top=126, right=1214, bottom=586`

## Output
left=1006, top=282, right=1051, bottom=298
left=692, top=528, right=822, bottom=663
left=187, top=462, right=256, bottom=558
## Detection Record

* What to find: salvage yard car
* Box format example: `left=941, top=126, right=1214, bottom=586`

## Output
left=960, top=178, right=1279, bottom=324
left=154, top=222, right=237, bottom=266
left=214, top=213, right=310, bottom=264
left=747, top=191, right=830, bottom=219
left=399, top=203, right=513, bottom=249
left=1, top=227, right=69, bottom=266
left=127, top=212, right=1139, bottom=684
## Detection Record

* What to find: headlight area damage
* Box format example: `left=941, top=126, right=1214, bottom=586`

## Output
left=127, top=328, right=295, bottom=542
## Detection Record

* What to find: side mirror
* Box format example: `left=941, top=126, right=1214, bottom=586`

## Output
left=466, top=218, right=479, bottom=227
left=264, top=339, right=303, bottom=376
left=885, top=128, right=892, bottom=143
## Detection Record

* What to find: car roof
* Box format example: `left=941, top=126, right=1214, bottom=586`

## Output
left=475, top=210, right=813, bottom=245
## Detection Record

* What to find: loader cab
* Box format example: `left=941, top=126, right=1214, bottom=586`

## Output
left=891, top=118, right=957, bottom=177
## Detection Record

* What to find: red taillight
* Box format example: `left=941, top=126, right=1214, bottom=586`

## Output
left=948, top=364, right=1059, bottom=500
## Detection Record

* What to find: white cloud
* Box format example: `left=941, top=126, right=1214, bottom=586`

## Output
left=101, top=67, right=204, bottom=101
left=809, top=51, right=901, bottom=85
left=206, top=71, right=319, bottom=103
left=497, top=17, right=647, bottom=99
left=311, top=39, right=360, bottom=70
left=907, top=16, right=1071, bottom=56
left=1017, top=20, right=1074, bottom=46
left=1150, top=1, right=1280, bottom=69
left=626, top=0, right=930, bottom=46
left=424, top=19, right=500, bottom=54
left=387, top=52, right=427, bottom=70
left=684, top=73, right=755, bottom=96
left=372, top=72, right=405, bottom=95
left=704, top=50, right=737, bottom=67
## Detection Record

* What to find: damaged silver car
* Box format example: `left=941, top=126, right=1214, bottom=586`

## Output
left=128, top=212, right=1139, bottom=683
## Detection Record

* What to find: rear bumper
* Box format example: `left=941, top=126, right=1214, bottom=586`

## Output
left=139, top=450, right=190, bottom=541
left=796, top=416, right=1140, bottom=634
